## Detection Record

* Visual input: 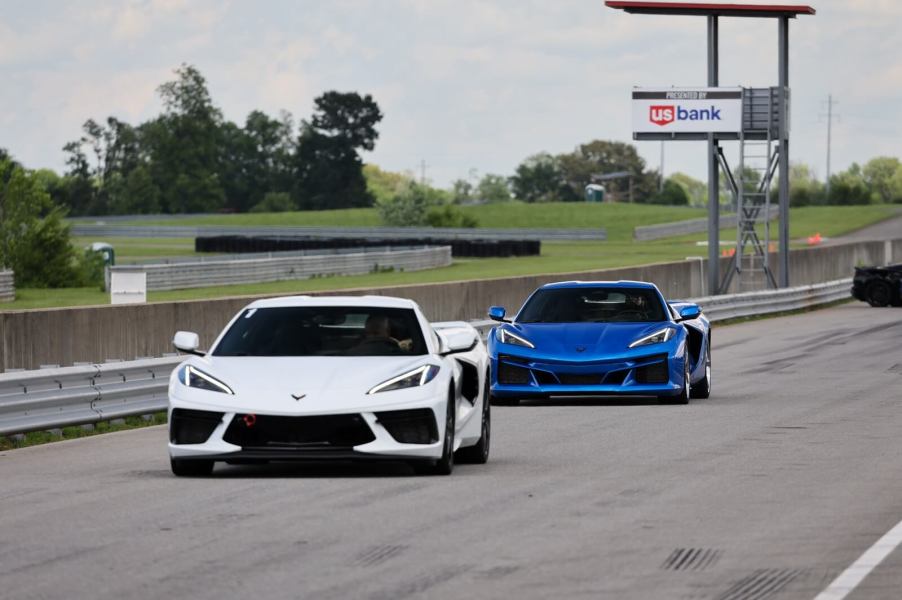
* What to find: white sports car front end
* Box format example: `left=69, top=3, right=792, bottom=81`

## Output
left=167, top=296, right=490, bottom=476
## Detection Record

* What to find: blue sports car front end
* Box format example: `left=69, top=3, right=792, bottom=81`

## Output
left=487, top=281, right=711, bottom=404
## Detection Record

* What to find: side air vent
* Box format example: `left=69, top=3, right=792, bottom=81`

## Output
left=375, top=408, right=438, bottom=445
left=170, top=408, right=224, bottom=444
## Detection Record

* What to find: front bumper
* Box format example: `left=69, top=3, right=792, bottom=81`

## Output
left=168, top=395, right=447, bottom=463
left=490, top=351, right=685, bottom=398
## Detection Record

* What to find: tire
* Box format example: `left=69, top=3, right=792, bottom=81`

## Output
left=660, top=354, right=690, bottom=405
left=415, top=393, right=456, bottom=475
left=456, top=370, right=491, bottom=464
left=866, top=280, right=892, bottom=307
left=690, top=340, right=712, bottom=399
left=170, top=457, right=214, bottom=477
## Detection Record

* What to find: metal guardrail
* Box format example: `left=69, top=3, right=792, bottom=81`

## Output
left=0, top=270, right=14, bottom=303
left=633, top=212, right=778, bottom=242
left=0, top=278, right=852, bottom=436
left=71, top=224, right=607, bottom=241
left=0, top=357, right=180, bottom=436
left=689, top=278, right=851, bottom=322
left=110, top=246, right=452, bottom=292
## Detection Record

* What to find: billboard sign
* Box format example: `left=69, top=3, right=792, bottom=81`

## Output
left=632, top=88, right=742, bottom=133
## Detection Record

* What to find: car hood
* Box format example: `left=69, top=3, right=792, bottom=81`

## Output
left=509, top=322, right=673, bottom=358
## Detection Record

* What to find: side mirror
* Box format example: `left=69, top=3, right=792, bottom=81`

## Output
left=488, top=306, right=508, bottom=322
left=173, top=331, right=204, bottom=356
left=435, top=331, right=451, bottom=355
left=678, top=305, right=701, bottom=321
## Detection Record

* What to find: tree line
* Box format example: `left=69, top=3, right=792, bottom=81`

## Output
left=47, top=64, right=383, bottom=216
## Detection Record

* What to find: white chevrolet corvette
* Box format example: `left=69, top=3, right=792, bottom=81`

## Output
left=167, top=295, right=490, bottom=476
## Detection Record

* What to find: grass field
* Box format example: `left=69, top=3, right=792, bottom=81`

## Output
left=4, top=203, right=896, bottom=311
left=126, top=202, right=707, bottom=235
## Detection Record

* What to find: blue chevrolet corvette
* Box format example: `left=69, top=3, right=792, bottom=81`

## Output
left=486, top=281, right=711, bottom=405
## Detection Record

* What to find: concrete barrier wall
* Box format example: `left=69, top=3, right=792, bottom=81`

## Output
left=110, top=246, right=452, bottom=291
left=0, top=239, right=896, bottom=371
left=0, top=271, right=14, bottom=303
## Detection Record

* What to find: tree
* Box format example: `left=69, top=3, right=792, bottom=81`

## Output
left=0, top=157, right=81, bottom=287
left=828, top=163, right=873, bottom=205
left=476, top=174, right=511, bottom=203
left=650, top=179, right=690, bottom=205
left=310, top=91, right=383, bottom=151
left=862, top=157, right=902, bottom=203
left=510, top=153, right=565, bottom=203
left=364, top=164, right=414, bottom=205
left=377, top=181, right=446, bottom=226
left=143, top=64, right=226, bottom=213
left=557, top=140, right=657, bottom=202
left=292, top=92, right=383, bottom=210
left=668, top=172, right=707, bottom=206
left=450, top=178, right=474, bottom=204
left=788, top=162, right=825, bottom=207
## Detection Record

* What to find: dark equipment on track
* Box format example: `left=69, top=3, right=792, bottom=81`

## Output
left=851, top=264, right=902, bottom=307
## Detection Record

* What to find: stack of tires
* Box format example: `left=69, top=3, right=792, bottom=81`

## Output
left=195, top=236, right=541, bottom=258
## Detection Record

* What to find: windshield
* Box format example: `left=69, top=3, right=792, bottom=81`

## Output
left=213, top=306, right=428, bottom=357
left=517, top=287, right=667, bottom=323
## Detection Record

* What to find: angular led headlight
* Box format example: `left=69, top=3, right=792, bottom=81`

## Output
left=628, top=327, right=675, bottom=349
left=368, top=364, right=440, bottom=394
left=498, top=328, right=535, bottom=349
left=178, top=364, right=234, bottom=394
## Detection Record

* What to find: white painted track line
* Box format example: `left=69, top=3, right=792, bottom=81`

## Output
left=814, top=518, right=902, bottom=599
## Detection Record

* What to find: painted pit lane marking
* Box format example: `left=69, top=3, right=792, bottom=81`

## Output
left=814, top=517, right=902, bottom=599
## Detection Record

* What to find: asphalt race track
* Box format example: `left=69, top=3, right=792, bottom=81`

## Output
left=2, top=302, right=901, bottom=600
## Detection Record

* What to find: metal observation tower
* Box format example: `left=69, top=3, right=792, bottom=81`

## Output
left=605, top=1, right=815, bottom=294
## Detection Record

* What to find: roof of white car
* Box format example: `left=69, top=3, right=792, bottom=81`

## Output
left=245, top=295, right=421, bottom=310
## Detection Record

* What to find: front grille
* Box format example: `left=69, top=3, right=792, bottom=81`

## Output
left=375, top=408, right=438, bottom=444
left=498, top=361, right=531, bottom=384
left=170, top=408, right=224, bottom=444
left=223, top=413, right=375, bottom=449
left=558, top=373, right=603, bottom=385
left=635, top=355, right=669, bottom=384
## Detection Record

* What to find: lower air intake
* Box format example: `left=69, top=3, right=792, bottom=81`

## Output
left=498, top=362, right=531, bottom=385
left=635, top=355, right=669, bottom=384
left=170, top=408, right=224, bottom=444
left=375, top=409, right=438, bottom=444
left=223, top=414, right=375, bottom=449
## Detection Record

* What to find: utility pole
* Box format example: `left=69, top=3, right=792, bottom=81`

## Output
left=659, top=141, right=665, bottom=192
left=418, top=159, right=428, bottom=185
left=821, top=94, right=839, bottom=198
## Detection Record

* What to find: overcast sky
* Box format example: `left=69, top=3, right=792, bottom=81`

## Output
left=2, top=0, right=900, bottom=188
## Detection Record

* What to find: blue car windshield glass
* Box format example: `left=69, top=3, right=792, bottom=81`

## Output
left=213, top=307, right=428, bottom=356
left=517, top=288, right=667, bottom=323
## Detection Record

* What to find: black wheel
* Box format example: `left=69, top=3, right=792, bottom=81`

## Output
left=660, top=354, right=690, bottom=405
left=456, top=370, right=491, bottom=464
left=866, top=280, right=892, bottom=307
left=690, top=340, right=712, bottom=399
left=170, top=458, right=214, bottom=477
left=415, top=393, right=455, bottom=475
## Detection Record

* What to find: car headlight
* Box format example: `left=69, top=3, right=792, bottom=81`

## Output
left=178, top=365, right=234, bottom=394
left=628, top=328, right=675, bottom=349
left=498, top=328, right=535, bottom=349
left=368, top=365, right=441, bottom=394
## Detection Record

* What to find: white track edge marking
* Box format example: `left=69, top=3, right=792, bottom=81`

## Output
left=814, top=518, right=902, bottom=599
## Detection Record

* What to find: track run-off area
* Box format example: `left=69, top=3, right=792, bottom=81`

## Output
left=2, top=302, right=901, bottom=600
